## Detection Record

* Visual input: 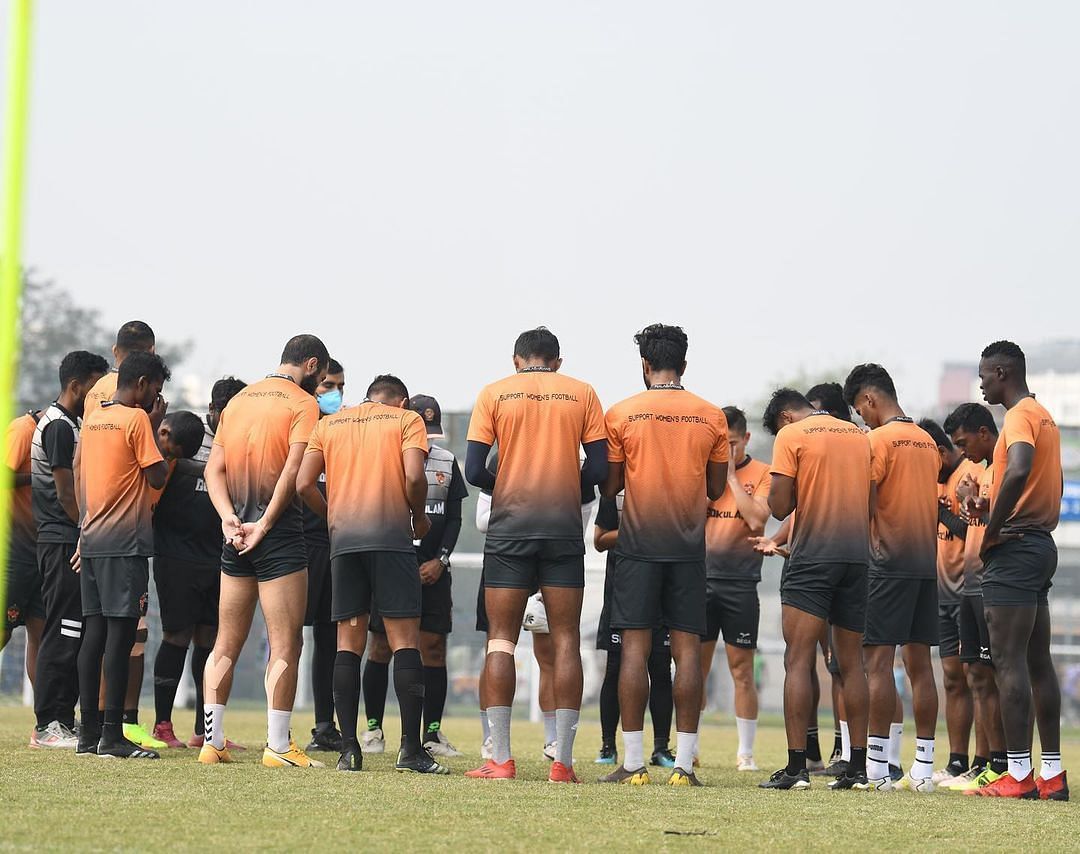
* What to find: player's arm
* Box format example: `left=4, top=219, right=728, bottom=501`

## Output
left=475, top=490, right=492, bottom=533
left=204, top=442, right=242, bottom=545
left=464, top=441, right=496, bottom=491
left=404, top=447, right=430, bottom=540
left=601, top=460, right=624, bottom=499
left=728, top=472, right=768, bottom=535
left=594, top=525, right=618, bottom=552
left=938, top=502, right=968, bottom=540
left=983, top=441, right=1034, bottom=545
left=706, top=460, right=728, bottom=502
left=255, top=442, right=306, bottom=531
left=869, top=481, right=878, bottom=520
left=581, top=439, right=608, bottom=487
left=296, top=449, right=328, bottom=520
left=768, top=474, right=796, bottom=521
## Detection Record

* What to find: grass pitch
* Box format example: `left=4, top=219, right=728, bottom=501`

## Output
left=0, top=706, right=1075, bottom=852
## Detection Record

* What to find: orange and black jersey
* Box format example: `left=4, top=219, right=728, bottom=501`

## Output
left=605, top=388, right=729, bottom=561
left=306, top=401, right=429, bottom=557
left=868, top=418, right=941, bottom=579
left=963, top=465, right=994, bottom=595
left=937, top=457, right=981, bottom=599
left=467, top=370, right=605, bottom=544
left=213, top=376, right=319, bottom=535
left=154, top=418, right=221, bottom=565
left=770, top=412, right=870, bottom=567
left=79, top=401, right=164, bottom=557
left=992, top=396, right=1062, bottom=534
left=706, top=456, right=770, bottom=582
left=5, top=411, right=40, bottom=565
left=83, top=370, right=118, bottom=421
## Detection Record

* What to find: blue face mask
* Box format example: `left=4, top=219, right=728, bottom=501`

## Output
left=318, top=389, right=342, bottom=415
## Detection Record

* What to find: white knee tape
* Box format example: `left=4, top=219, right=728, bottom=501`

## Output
left=487, top=639, right=516, bottom=656
left=264, top=658, right=288, bottom=701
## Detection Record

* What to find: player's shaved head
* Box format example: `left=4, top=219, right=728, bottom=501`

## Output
left=115, top=320, right=155, bottom=354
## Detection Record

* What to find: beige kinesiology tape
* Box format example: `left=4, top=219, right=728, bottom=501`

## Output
left=487, top=639, right=516, bottom=656
left=205, top=653, right=232, bottom=691
left=264, top=658, right=289, bottom=703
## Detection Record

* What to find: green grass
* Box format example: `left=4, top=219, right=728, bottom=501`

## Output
left=0, top=706, right=1075, bottom=852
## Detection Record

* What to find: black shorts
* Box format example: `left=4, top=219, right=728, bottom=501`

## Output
left=704, top=579, right=759, bottom=649
left=864, top=576, right=938, bottom=646
left=331, top=551, right=420, bottom=623
left=610, top=555, right=706, bottom=636
left=304, top=542, right=332, bottom=626
left=372, top=568, right=453, bottom=636
left=982, top=531, right=1057, bottom=607
left=959, top=595, right=993, bottom=666
left=938, top=601, right=961, bottom=659
left=81, top=556, right=150, bottom=620
left=780, top=562, right=867, bottom=633
left=5, top=560, right=44, bottom=630
left=221, top=532, right=307, bottom=583
left=475, top=568, right=489, bottom=633
left=484, top=539, right=584, bottom=590
left=153, top=555, right=219, bottom=632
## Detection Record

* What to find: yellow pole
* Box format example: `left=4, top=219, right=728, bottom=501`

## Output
left=0, top=0, right=34, bottom=623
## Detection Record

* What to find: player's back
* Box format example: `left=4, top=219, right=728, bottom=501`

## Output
left=83, top=370, right=118, bottom=420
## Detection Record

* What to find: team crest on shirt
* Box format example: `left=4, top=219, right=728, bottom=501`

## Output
left=742, top=482, right=754, bottom=496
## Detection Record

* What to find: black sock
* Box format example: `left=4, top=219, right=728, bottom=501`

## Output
left=333, top=651, right=362, bottom=744
left=990, top=751, right=1007, bottom=774
left=312, top=622, right=336, bottom=728
left=647, top=641, right=673, bottom=750
left=973, top=754, right=990, bottom=772
left=948, top=752, right=969, bottom=773
left=600, top=649, right=621, bottom=746
left=77, top=615, right=107, bottom=736
left=393, top=648, right=425, bottom=755
left=362, top=659, right=389, bottom=732
left=191, top=645, right=210, bottom=736
left=849, top=746, right=867, bottom=776
left=104, top=618, right=138, bottom=736
left=153, top=641, right=188, bottom=725
left=422, top=665, right=448, bottom=741
left=787, top=748, right=807, bottom=774
left=806, top=727, right=821, bottom=762
left=103, top=707, right=124, bottom=742
left=832, top=729, right=843, bottom=757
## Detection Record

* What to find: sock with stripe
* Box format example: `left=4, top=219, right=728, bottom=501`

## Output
left=1008, top=750, right=1032, bottom=782
left=867, top=734, right=890, bottom=780
left=947, top=751, right=969, bottom=774
left=1041, top=752, right=1062, bottom=779
left=191, top=645, right=211, bottom=737
left=205, top=703, right=226, bottom=750
left=911, top=737, right=934, bottom=780
left=831, top=727, right=842, bottom=759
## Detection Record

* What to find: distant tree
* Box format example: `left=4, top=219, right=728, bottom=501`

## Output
left=16, top=269, right=188, bottom=411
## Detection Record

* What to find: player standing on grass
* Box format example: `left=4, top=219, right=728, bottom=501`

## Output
left=150, top=378, right=247, bottom=749
left=757, top=389, right=871, bottom=791
left=464, top=327, right=607, bottom=783
left=942, top=403, right=1009, bottom=793
left=298, top=374, right=448, bottom=775
left=973, top=341, right=1067, bottom=800
left=74, top=352, right=175, bottom=758
left=843, top=364, right=940, bottom=792
left=600, top=323, right=728, bottom=787
left=197, top=334, right=328, bottom=768
left=701, top=406, right=769, bottom=772
left=31, top=350, right=108, bottom=749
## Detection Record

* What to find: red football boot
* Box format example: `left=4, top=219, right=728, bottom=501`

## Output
left=1036, top=771, right=1069, bottom=801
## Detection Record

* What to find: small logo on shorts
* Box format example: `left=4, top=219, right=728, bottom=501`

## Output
left=980, top=646, right=991, bottom=661
left=610, top=632, right=621, bottom=645
left=737, top=632, right=752, bottom=646
left=6, top=604, right=20, bottom=625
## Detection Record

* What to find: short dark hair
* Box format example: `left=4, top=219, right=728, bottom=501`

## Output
left=327, top=358, right=344, bottom=376
left=514, top=327, right=560, bottom=362
left=162, top=411, right=204, bottom=458
left=943, top=403, right=998, bottom=437
left=843, top=363, right=896, bottom=406
left=806, top=382, right=852, bottom=422
left=117, top=351, right=170, bottom=389
left=366, top=374, right=409, bottom=401
left=58, top=351, right=109, bottom=389
left=762, top=388, right=811, bottom=436
left=918, top=418, right=952, bottom=451
left=280, top=334, right=330, bottom=370
left=115, top=320, right=155, bottom=353
left=210, top=376, right=247, bottom=412
left=722, top=405, right=747, bottom=436
left=635, top=324, right=688, bottom=372
left=981, top=340, right=1026, bottom=368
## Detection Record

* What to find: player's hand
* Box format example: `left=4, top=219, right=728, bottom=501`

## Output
left=237, top=521, right=267, bottom=555
left=149, top=394, right=169, bottom=430
left=412, top=513, right=431, bottom=541
left=70, top=542, right=82, bottom=574
left=749, top=536, right=789, bottom=558
left=222, top=514, right=244, bottom=549
left=956, top=473, right=978, bottom=502
left=419, top=558, right=444, bottom=586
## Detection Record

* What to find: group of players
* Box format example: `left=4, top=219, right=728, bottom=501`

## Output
left=1, top=320, right=1067, bottom=799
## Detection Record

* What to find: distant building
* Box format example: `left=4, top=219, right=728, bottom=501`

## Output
left=938, top=362, right=976, bottom=412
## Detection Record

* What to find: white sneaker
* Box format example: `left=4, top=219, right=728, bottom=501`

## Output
left=543, top=740, right=557, bottom=761
left=481, top=736, right=493, bottom=760
left=931, top=767, right=957, bottom=785
left=360, top=728, right=385, bottom=755
left=898, top=773, right=936, bottom=793
left=424, top=731, right=464, bottom=758
left=30, top=720, right=78, bottom=749
left=807, top=757, right=826, bottom=775
left=867, top=774, right=894, bottom=792
left=736, top=753, right=759, bottom=772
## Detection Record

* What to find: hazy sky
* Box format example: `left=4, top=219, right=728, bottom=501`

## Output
left=14, top=1, right=1080, bottom=412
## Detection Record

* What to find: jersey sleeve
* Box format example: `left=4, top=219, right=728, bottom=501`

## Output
left=754, top=465, right=772, bottom=499
left=868, top=430, right=888, bottom=483
left=709, top=409, right=730, bottom=463
left=289, top=396, right=319, bottom=446
left=41, top=420, right=76, bottom=470
left=448, top=459, right=469, bottom=501
left=130, top=413, right=165, bottom=470
left=605, top=407, right=626, bottom=464
left=466, top=387, right=496, bottom=445
left=595, top=495, right=620, bottom=531
left=402, top=412, right=430, bottom=454
left=769, top=427, right=799, bottom=478
left=305, top=418, right=326, bottom=455
left=1003, top=407, right=1038, bottom=450
left=581, top=385, right=607, bottom=444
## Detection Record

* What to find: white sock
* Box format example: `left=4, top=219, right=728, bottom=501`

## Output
left=735, top=717, right=757, bottom=756
left=912, top=737, right=934, bottom=780
left=543, top=710, right=556, bottom=744
left=888, top=722, right=903, bottom=767
left=622, top=730, right=644, bottom=772
left=488, top=706, right=512, bottom=764
left=267, top=709, right=291, bottom=753
left=555, top=709, right=578, bottom=767
left=479, top=709, right=490, bottom=741
left=1008, top=750, right=1032, bottom=782
left=867, top=734, right=890, bottom=780
left=675, top=731, right=697, bottom=774
left=205, top=703, right=226, bottom=750
left=1041, top=752, right=1062, bottom=779
left=840, top=720, right=851, bottom=762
